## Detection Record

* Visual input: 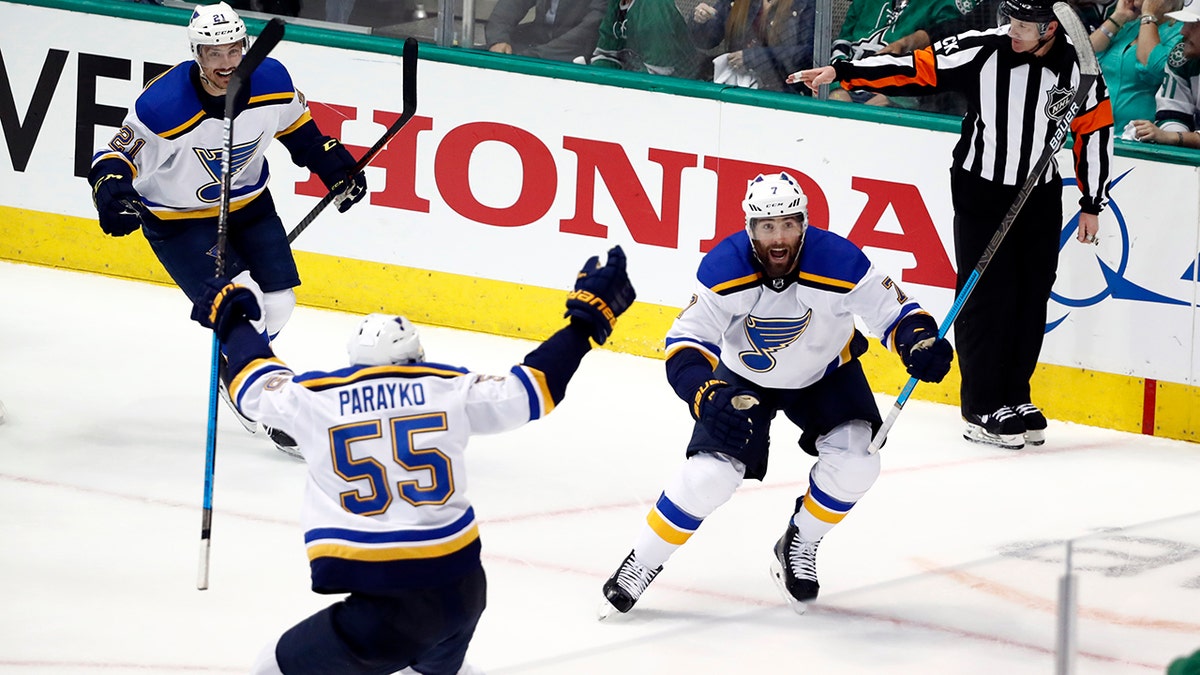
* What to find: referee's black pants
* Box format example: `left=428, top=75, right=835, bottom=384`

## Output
left=950, top=168, right=1062, bottom=418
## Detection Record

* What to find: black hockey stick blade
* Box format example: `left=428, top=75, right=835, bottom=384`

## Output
left=287, top=37, right=419, bottom=244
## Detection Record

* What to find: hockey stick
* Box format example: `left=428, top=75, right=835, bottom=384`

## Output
left=199, top=16, right=286, bottom=591
left=286, top=37, right=418, bottom=244
left=867, top=2, right=1098, bottom=455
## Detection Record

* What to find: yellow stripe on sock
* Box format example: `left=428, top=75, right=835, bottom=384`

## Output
left=646, top=509, right=693, bottom=545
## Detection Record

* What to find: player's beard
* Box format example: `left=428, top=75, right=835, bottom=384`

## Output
left=752, top=238, right=801, bottom=278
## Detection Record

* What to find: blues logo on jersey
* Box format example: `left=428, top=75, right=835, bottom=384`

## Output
left=738, top=311, right=812, bottom=372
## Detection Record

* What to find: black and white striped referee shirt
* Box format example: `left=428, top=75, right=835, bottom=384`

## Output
left=831, top=25, right=1114, bottom=214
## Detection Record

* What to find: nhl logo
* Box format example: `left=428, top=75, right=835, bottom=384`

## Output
left=771, top=278, right=785, bottom=290
left=1044, top=85, right=1073, bottom=121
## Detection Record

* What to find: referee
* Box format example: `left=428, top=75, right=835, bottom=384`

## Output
left=790, top=0, right=1114, bottom=450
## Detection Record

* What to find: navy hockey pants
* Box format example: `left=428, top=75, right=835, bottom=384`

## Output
left=275, top=566, right=487, bottom=675
left=141, top=190, right=300, bottom=305
left=686, top=359, right=882, bottom=481
left=950, top=168, right=1062, bottom=417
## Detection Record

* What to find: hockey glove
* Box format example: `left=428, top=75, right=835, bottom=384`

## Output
left=894, top=313, right=953, bottom=383
left=91, top=172, right=145, bottom=236
left=308, top=138, right=367, bottom=213
left=905, top=337, right=953, bottom=383
left=693, top=379, right=758, bottom=448
left=190, top=278, right=262, bottom=341
left=564, top=245, right=637, bottom=345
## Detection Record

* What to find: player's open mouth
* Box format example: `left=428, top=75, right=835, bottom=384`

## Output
left=769, top=248, right=790, bottom=260
left=215, top=68, right=235, bottom=78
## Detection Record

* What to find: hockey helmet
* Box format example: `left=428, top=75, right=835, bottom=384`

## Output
left=347, top=314, right=425, bottom=366
left=742, top=172, right=808, bottom=230
left=998, top=0, right=1057, bottom=25
left=188, top=2, right=248, bottom=63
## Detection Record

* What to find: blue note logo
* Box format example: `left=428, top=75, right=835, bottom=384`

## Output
left=738, top=311, right=811, bottom=372
left=1048, top=168, right=1195, bottom=332
left=194, top=134, right=264, bottom=204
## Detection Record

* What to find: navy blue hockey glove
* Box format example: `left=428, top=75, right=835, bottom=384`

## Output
left=905, top=337, right=953, bottom=383
left=693, top=379, right=759, bottom=448
left=190, top=278, right=262, bottom=340
left=894, top=312, right=953, bottom=383
left=91, top=173, right=145, bottom=236
left=308, top=138, right=367, bottom=213
left=564, top=245, right=637, bottom=345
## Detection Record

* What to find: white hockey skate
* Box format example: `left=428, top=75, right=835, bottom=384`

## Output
left=217, top=357, right=258, bottom=436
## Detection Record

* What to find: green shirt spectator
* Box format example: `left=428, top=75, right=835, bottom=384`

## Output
left=1093, top=0, right=1184, bottom=131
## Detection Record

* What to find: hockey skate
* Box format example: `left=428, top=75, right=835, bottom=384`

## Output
left=264, top=425, right=302, bottom=461
left=1014, top=403, right=1047, bottom=446
left=770, top=521, right=820, bottom=615
left=598, top=550, right=661, bottom=620
left=962, top=406, right=1025, bottom=449
left=217, top=356, right=258, bottom=436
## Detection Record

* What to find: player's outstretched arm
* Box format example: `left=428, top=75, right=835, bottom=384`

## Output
left=521, top=246, right=637, bottom=404
left=190, top=278, right=274, bottom=377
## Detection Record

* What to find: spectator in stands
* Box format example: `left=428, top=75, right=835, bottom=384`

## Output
left=685, top=0, right=815, bottom=93
left=1091, top=0, right=1183, bottom=131
left=588, top=0, right=702, bottom=77
left=1126, top=2, right=1200, bottom=146
left=878, top=0, right=1001, bottom=56
left=486, top=0, right=607, bottom=62
left=827, top=0, right=965, bottom=110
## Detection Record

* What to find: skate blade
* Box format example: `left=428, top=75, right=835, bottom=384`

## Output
left=218, top=386, right=259, bottom=435
left=597, top=598, right=624, bottom=621
left=273, top=443, right=304, bottom=461
left=769, top=559, right=809, bottom=615
left=962, top=426, right=1024, bottom=450
left=1024, top=429, right=1046, bottom=446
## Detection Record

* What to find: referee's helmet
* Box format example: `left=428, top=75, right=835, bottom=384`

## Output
left=999, top=0, right=1057, bottom=24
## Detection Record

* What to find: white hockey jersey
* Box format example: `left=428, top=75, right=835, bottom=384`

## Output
left=666, top=228, right=925, bottom=390
left=91, top=58, right=311, bottom=220
left=1155, top=43, right=1200, bottom=132
left=229, top=357, right=556, bottom=594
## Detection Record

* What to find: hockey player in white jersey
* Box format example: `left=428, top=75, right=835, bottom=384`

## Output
left=598, top=173, right=953, bottom=616
left=192, top=247, right=635, bottom=674
left=88, top=2, right=366, bottom=455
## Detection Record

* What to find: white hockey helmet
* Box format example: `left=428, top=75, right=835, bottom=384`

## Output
left=188, top=2, right=248, bottom=63
left=347, top=314, right=425, bottom=366
left=742, top=172, right=808, bottom=232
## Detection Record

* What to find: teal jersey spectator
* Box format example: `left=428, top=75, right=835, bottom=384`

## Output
left=591, top=0, right=702, bottom=77
left=832, top=0, right=965, bottom=63
left=1098, top=17, right=1183, bottom=129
